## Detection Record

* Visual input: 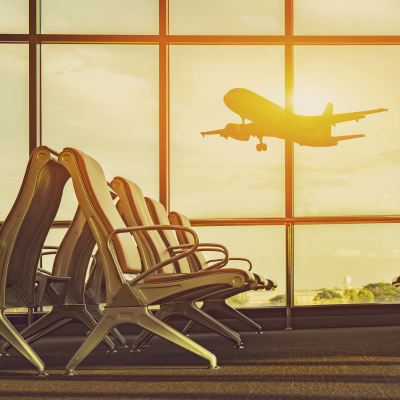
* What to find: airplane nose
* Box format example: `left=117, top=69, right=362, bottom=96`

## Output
left=223, top=88, right=244, bottom=110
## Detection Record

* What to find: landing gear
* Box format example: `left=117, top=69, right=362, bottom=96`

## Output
left=256, top=140, right=267, bottom=152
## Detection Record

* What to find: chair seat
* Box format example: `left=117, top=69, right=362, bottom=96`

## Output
left=143, top=268, right=256, bottom=284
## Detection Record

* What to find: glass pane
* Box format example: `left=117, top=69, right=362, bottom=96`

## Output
left=294, top=0, right=400, bottom=35
left=0, top=44, right=28, bottom=220
left=170, top=45, right=285, bottom=218
left=0, top=0, right=28, bottom=34
left=170, top=0, right=284, bottom=35
left=41, top=0, right=158, bottom=34
left=294, top=224, right=400, bottom=305
left=195, top=225, right=286, bottom=307
left=42, top=44, right=159, bottom=219
left=294, top=46, right=400, bottom=217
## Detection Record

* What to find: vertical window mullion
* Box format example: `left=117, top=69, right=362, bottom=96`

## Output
left=285, top=0, right=294, bottom=328
left=28, top=0, right=40, bottom=155
left=159, top=0, right=169, bottom=211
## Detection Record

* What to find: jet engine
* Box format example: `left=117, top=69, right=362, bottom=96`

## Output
left=224, top=123, right=251, bottom=141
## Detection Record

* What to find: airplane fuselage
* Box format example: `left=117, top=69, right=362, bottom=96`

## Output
left=224, top=89, right=340, bottom=147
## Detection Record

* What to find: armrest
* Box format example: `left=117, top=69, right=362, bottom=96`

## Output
left=206, top=257, right=252, bottom=272
left=37, top=268, right=53, bottom=276
left=106, top=224, right=199, bottom=285
left=41, top=251, right=58, bottom=256
left=167, top=242, right=229, bottom=270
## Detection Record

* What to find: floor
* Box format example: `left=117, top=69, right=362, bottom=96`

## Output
left=1, top=326, right=400, bottom=399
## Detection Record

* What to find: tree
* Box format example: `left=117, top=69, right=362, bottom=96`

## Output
left=343, top=289, right=359, bottom=304
left=358, top=288, right=374, bottom=303
left=269, top=294, right=285, bottom=305
left=313, top=289, right=342, bottom=304
left=362, top=282, right=400, bottom=303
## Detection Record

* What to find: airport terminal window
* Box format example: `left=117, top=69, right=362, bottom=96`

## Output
left=294, top=0, right=400, bottom=36
left=194, top=225, right=286, bottom=307
left=294, top=46, right=400, bottom=217
left=41, top=0, right=159, bottom=35
left=0, top=44, right=29, bottom=220
left=0, top=0, right=29, bottom=34
left=42, top=44, right=159, bottom=220
left=2, top=1, right=400, bottom=316
left=294, top=224, right=400, bottom=305
left=170, top=45, right=285, bottom=218
left=170, top=0, right=285, bottom=35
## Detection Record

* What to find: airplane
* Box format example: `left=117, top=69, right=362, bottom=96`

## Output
left=201, top=88, right=388, bottom=152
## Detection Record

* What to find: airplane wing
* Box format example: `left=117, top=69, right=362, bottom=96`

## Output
left=332, top=134, right=365, bottom=142
left=330, top=108, right=388, bottom=125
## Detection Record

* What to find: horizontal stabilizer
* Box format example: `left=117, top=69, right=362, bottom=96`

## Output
left=333, top=134, right=365, bottom=141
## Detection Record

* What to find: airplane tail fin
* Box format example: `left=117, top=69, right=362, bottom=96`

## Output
left=320, top=102, right=333, bottom=136
left=323, top=102, right=333, bottom=116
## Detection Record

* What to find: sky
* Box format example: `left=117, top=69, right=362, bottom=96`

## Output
left=1, top=0, right=400, bottom=301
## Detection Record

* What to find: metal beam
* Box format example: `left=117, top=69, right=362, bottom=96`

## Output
left=159, top=0, right=169, bottom=211
left=28, top=0, right=40, bottom=155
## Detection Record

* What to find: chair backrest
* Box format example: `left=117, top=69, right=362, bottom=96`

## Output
left=168, top=211, right=209, bottom=272
left=0, top=146, right=70, bottom=308
left=84, top=250, right=107, bottom=305
left=51, top=206, right=97, bottom=304
left=144, top=197, right=192, bottom=273
left=110, top=177, right=191, bottom=274
left=115, top=199, right=155, bottom=273
left=58, top=148, right=141, bottom=304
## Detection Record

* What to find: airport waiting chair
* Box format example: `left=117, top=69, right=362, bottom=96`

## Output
left=147, top=200, right=277, bottom=335
left=84, top=250, right=127, bottom=348
left=1, top=205, right=124, bottom=356
left=58, top=147, right=257, bottom=374
left=0, top=146, right=70, bottom=376
left=109, top=177, right=243, bottom=348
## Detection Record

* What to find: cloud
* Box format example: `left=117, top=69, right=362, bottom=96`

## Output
left=334, top=248, right=400, bottom=259
left=147, top=100, right=158, bottom=109
left=334, top=248, right=362, bottom=257
left=239, top=16, right=281, bottom=33
left=171, top=103, right=188, bottom=112
left=247, top=180, right=285, bottom=191
left=389, top=249, right=400, bottom=258
left=64, top=120, right=95, bottom=128
left=294, top=177, right=351, bottom=191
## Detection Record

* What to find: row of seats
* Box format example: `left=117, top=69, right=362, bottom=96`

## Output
left=0, top=146, right=277, bottom=376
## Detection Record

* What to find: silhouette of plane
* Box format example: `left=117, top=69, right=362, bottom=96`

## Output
left=201, top=88, right=388, bottom=152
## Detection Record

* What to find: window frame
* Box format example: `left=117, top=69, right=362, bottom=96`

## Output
left=1, top=0, right=400, bottom=326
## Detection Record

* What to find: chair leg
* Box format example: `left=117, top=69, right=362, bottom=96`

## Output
left=2, top=305, right=115, bottom=353
left=131, top=307, right=171, bottom=350
left=73, top=306, right=116, bottom=352
left=0, top=308, right=70, bottom=355
left=26, top=319, right=72, bottom=344
left=64, top=306, right=218, bottom=375
left=203, top=300, right=262, bottom=333
left=182, top=319, right=196, bottom=336
left=64, top=311, right=117, bottom=375
left=133, top=302, right=241, bottom=349
left=0, top=309, right=47, bottom=376
left=134, top=307, right=218, bottom=368
left=178, top=302, right=242, bottom=347
left=86, top=304, right=127, bottom=348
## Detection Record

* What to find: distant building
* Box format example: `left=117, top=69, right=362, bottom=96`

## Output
left=343, top=276, right=352, bottom=289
